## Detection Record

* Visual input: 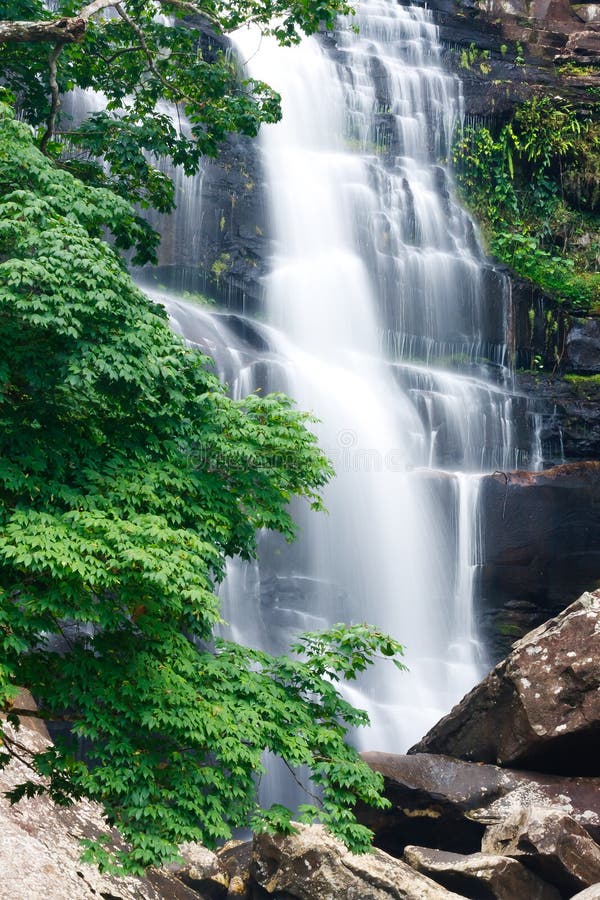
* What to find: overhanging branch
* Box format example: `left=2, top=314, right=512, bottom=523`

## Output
left=0, top=0, right=118, bottom=44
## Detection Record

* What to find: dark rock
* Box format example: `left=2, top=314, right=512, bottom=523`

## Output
left=251, top=824, right=466, bottom=898
left=217, top=841, right=252, bottom=898
left=566, top=319, right=600, bottom=374
left=355, top=752, right=600, bottom=858
left=508, top=277, right=568, bottom=375
left=482, top=808, right=600, bottom=896
left=411, top=591, right=600, bottom=774
left=403, top=845, right=561, bottom=899
left=513, top=373, right=600, bottom=465
left=570, top=886, right=600, bottom=899
left=476, top=464, right=600, bottom=660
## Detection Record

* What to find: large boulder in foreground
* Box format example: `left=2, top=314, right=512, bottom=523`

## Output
left=356, top=752, right=600, bottom=857
left=482, top=807, right=600, bottom=896
left=403, top=845, right=560, bottom=900
left=410, top=591, right=600, bottom=774
left=251, top=824, right=465, bottom=899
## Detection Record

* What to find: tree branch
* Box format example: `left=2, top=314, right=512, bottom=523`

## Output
left=0, top=17, right=86, bottom=43
left=99, top=44, right=143, bottom=64
left=114, top=3, right=196, bottom=107
left=0, top=0, right=118, bottom=45
left=1, top=731, right=38, bottom=772
left=40, top=42, right=65, bottom=154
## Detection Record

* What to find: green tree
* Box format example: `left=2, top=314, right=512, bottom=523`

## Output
left=0, top=103, right=406, bottom=872
left=0, top=0, right=353, bottom=260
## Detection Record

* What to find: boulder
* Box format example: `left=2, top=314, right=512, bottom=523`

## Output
left=403, top=845, right=561, bottom=899
left=482, top=808, right=600, bottom=896
left=355, top=752, right=600, bottom=858
left=0, top=701, right=199, bottom=900
left=172, top=842, right=229, bottom=898
left=251, top=823, right=466, bottom=899
left=565, top=23, right=600, bottom=60
left=217, top=840, right=253, bottom=898
left=410, top=591, right=600, bottom=774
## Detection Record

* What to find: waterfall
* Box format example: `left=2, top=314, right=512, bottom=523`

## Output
left=151, top=0, right=542, bottom=753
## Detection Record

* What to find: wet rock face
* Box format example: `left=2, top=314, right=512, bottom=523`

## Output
left=355, top=752, right=600, bottom=857
left=150, top=131, right=269, bottom=312
left=428, top=0, right=599, bottom=122
left=515, top=373, right=600, bottom=465
left=566, top=318, right=600, bottom=374
left=476, top=463, right=600, bottom=660
left=410, top=591, right=600, bottom=775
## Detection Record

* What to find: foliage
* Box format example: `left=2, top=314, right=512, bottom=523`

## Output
left=0, top=105, right=405, bottom=872
left=453, top=96, right=600, bottom=312
left=459, top=42, right=491, bottom=75
left=557, top=60, right=600, bottom=78
left=0, top=0, right=354, bottom=261
left=564, top=373, right=600, bottom=386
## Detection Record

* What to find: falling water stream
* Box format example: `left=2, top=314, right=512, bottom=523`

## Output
left=147, top=0, right=543, bottom=765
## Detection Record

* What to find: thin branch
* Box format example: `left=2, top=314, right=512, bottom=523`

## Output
left=162, top=0, right=270, bottom=36
left=99, top=44, right=143, bottom=64
left=1, top=734, right=38, bottom=772
left=282, top=759, right=322, bottom=807
left=40, top=41, right=65, bottom=154
left=114, top=3, right=196, bottom=107
left=79, top=0, right=121, bottom=19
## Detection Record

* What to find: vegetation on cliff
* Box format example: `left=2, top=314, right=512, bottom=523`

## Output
left=453, top=96, right=600, bottom=315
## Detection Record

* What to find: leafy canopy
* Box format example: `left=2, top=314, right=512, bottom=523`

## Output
left=0, top=104, right=406, bottom=872
left=1, top=0, right=354, bottom=261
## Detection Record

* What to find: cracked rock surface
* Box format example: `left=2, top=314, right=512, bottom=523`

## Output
left=410, top=591, right=600, bottom=775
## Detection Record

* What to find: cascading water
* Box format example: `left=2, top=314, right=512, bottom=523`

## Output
left=154, top=0, right=543, bottom=756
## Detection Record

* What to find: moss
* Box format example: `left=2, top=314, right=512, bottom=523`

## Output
left=557, top=61, right=600, bottom=78
left=182, top=290, right=215, bottom=307
left=211, top=252, right=231, bottom=283
left=564, top=373, right=600, bottom=385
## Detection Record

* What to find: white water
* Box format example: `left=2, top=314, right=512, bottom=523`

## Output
left=154, top=1, right=544, bottom=758
left=215, top=4, right=490, bottom=748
